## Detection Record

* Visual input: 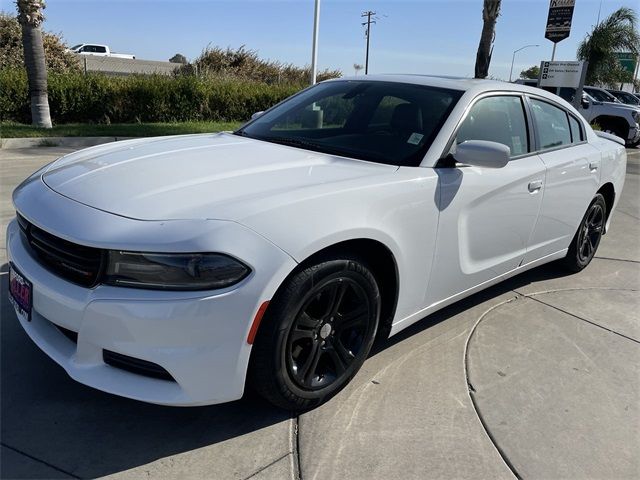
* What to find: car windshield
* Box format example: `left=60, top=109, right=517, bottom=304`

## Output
left=235, top=80, right=463, bottom=167
left=585, top=88, right=618, bottom=103
left=70, top=44, right=83, bottom=50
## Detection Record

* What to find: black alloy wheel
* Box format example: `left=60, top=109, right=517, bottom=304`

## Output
left=249, top=256, right=380, bottom=411
left=576, top=201, right=605, bottom=264
left=286, top=277, right=371, bottom=390
left=564, top=193, right=607, bottom=272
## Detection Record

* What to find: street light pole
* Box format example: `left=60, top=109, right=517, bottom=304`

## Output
left=509, top=44, right=540, bottom=82
left=310, top=0, right=320, bottom=85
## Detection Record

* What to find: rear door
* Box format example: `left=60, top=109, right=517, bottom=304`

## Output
left=523, top=96, right=601, bottom=263
left=426, top=93, right=546, bottom=306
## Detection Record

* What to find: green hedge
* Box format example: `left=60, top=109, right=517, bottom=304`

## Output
left=0, top=70, right=302, bottom=124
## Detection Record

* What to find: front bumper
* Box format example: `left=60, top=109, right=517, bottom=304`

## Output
left=6, top=201, right=296, bottom=406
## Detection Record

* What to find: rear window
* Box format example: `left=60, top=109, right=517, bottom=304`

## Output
left=529, top=98, right=571, bottom=150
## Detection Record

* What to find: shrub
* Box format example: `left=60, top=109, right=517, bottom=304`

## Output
left=0, top=69, right=302, bottom=124
left=0, top=13, right=79, bottom=73
left=179, top=45, right=341, bottom=84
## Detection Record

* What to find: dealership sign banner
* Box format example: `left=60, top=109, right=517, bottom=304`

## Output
left=545, top=0, right=576, bottom=43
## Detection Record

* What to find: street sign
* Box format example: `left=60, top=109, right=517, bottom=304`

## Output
left=539, top=60, right=584, bottom=88
left=545, top=0, right=576, bottom=43
left=615, top=52, right=637, bottom=76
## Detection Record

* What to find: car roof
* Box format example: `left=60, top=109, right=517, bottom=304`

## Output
left=326, top=74, right=568, bottom=105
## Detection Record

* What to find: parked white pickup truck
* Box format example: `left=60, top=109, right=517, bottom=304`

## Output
left=68, top=44, right=135, bottom=59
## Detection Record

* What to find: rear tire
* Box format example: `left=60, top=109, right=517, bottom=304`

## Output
left=249, top=256, right=380, bottom=411
left=562, top=194, right=606, bottom=272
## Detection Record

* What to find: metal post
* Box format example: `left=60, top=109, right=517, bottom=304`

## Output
left=551, top=43, right=557, bottom=61
left=310, top=0, right=320, bottom=85
left=509, top=45, right=539, bottom=83
left=509, top=51, right=516, bottom=83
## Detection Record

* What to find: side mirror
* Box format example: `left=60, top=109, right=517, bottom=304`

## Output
left=453, top=140, right=510, bottom=168
left=581, top=97, right=590, bottom=109
left=251, top=111, right=264, bottom=120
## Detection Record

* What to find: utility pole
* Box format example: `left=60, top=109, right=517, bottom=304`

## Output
left=310, top=0, right=321, bottom=85
left=361, top=11, right=376, bottom=75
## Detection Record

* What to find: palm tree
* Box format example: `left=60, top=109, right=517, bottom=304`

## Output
left=16, top=0, right=52, bottom=128
left=577, top=7, right=640, bottom=86
left=474, top=0, right=502, bottom=79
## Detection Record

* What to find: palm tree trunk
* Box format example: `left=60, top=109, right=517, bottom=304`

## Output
left=474, top=0, right=501, bottom=79
left=20, top=21, right=52, bottom=128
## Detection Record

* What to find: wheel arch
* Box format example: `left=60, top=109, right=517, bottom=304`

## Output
left=597, top=182, right=615, bottom=226
left=591, top=116, right=630, bottom=138
left=256, top=238, right=401, bottom=344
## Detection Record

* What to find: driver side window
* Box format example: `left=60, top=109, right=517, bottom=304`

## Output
left=456, top=96, right=529, bottom=157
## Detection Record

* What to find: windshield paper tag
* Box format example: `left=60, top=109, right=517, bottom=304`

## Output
left=407, top=132, right=424, bottom=145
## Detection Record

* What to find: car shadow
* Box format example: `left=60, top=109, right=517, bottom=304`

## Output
left=371, top=260, right=573, bottom=354
left=0, top=260, right=571, bottom=478
left=0, top=268, right=291, bottom=479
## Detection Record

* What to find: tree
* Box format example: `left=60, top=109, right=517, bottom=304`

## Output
left=520, top=65, right=540, bottom=79
left=0, top=13, right=79, bottom=72
left=169, top=53, right=188, bottom=64
left=474, top=0, right=502, bottom=79
left=577, top=7, right=640, bottom=86
left=353, top=63, right=363, bottom=76
left=15, top=0, right=51, bottom=128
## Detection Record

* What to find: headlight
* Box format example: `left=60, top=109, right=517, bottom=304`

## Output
left=632, top=110, right=640, bottom=123
left=104, top=251, right=250, bottom=290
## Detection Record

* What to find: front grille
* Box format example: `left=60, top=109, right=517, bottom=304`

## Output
left=17, top=213, right=105, bottom=287
left=103, top=350, right=175, bottom=381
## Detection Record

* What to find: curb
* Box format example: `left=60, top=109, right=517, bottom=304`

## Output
left=0, top=136, right=134, bottom=150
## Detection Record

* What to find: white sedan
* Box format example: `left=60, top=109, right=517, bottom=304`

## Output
left=7, top=76, right=626, bottom=410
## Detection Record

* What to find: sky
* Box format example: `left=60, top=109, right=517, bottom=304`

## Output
left=4, top=0, right=637, bottom=80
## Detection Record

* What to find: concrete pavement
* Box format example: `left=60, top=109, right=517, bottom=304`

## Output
left=0, top=146, right=638, bottom=479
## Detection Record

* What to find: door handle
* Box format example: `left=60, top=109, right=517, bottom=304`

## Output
left=589, top=161, right=598, bottom=171
left=528, top=180, right=543, bottom=192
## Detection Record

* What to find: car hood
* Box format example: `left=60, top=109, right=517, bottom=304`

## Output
left=42, top=132, right=398, bottom=221
left=601, top=101, right=640, bottom=112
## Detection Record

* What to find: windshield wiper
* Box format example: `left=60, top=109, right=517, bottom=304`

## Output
left=259, top=136, right=326, bottom=151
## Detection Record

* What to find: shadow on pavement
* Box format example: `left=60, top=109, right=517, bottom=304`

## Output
left=372, top=260, right=573, bottom=354
left=0, top=270, right=291, bottom=479
left=0, top=260, right=570, bottom=478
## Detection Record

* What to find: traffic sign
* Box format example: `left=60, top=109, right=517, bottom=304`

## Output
left=615, top=52, right=637, bottom=76
left=545, top=0, right=576, bottom=43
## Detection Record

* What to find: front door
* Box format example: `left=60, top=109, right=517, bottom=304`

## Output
left=426, top=94, right=545, bottom=306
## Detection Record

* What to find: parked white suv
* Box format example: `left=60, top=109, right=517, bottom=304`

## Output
left=69, top=44, right=135, bottom=59
left=579, top=91, right=640, bottom=147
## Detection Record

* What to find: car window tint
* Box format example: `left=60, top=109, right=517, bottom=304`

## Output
left=369, top=96, right=409, bottom=127
left=456, top=96, right=529, bottom=156
left=568, top=115, right=583, bottom=143
left=241, top=81, right=462, bottom=167
left=96, top=46, right=107, bottom=53
left=530, top=99, right=572, bottom=150
left=272, top=93, right=357, bottom=130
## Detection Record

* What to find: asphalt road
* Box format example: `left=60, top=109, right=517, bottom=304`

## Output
left=0, top=146, right=638, bottom=479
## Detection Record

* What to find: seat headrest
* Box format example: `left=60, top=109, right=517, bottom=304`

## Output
left=391, top=103, right=422, bottom=132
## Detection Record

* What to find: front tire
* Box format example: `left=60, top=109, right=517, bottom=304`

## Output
left=563, top=194, right=606, bottom=272
left=249, top=256, right=380, bottom=411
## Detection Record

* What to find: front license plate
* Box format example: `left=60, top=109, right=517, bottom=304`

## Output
left=9, top=263, right=32, bottom=322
